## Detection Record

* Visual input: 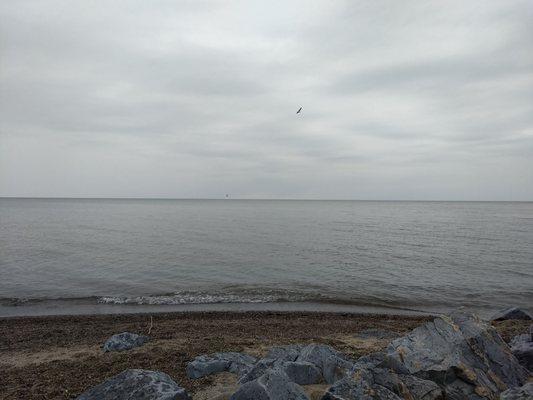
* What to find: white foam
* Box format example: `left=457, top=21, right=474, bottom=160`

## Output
left=97, top=291, right=305, bottom=305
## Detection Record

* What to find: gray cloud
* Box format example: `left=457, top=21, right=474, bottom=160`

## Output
left=0, top=0, right=532, bottom=200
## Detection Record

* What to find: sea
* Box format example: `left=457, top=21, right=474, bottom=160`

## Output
left=1, top=198, right=532, bottom=317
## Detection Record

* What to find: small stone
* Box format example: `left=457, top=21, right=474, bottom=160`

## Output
left=103, top=332, right=149, bottom=352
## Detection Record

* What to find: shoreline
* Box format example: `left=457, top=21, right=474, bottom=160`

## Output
left=0, top=299, right=440, bottom=318
left=1, top=310, right=529, bottom=399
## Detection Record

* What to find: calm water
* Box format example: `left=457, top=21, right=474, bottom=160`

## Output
left=1, top=199, right=532, bottom=315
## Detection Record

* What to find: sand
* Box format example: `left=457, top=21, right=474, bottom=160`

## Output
left=0, top=311, right=527, bottom=400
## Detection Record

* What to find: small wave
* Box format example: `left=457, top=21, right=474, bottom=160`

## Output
left=97, top=290, right=309, bottom=305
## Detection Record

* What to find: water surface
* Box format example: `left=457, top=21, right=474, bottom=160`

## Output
left=1, top=199, right=532, bottom=316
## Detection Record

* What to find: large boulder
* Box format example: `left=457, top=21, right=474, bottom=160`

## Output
left=500, top=382, right=533, bottom=400
left=491, top=307, right=532, bottom=321
left=509, top=327, right=533, bottom=371
left=76, top=369, right=191, bottom=400
left=103, top=332, right=149, bottom=352
left=385, top=312, right=529, bottom=399
left=187, top=352, right=257, bottom=379
left=230, top=369, right=309, bottom=400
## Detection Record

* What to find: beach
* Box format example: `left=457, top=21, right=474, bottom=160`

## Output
left=0, top=311, right=529, bottom=399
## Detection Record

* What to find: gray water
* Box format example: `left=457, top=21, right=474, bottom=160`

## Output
left=1, top=198, right=532, bottom=316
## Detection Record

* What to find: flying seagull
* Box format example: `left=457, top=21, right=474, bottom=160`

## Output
left=296, top=107, right=302, bottom=114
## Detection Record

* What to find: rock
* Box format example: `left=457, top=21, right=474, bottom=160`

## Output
left=239, top=346, right=324, bottom=385
left=283, top=361, right=323, bottom=385
left=230, top=369, right=309, bottom=400
left=76, top=369, right=191, bottom=400
left=187, top=352, right=257, bottom=379
left=323, top=361, right=443, bottom=400
left=500, top=382, right=533, bottom=400
left=265, top=345, right=305, bottom=362
left=491, top=307, right=532, bottom=321
left=240, top=359, right=324, bottom=386
left=296, top=344, right=354, bottom=384
left=509, top=327, right=533, bottom=371
left=103, top=332, right=149, bottom=352
left=385, top=311, right=529, bottom=399
left=239, top=344, right=353, bottom=386
left=239, top=359, right=277, bottom=384
left=322, top=368, right=401, bottom=400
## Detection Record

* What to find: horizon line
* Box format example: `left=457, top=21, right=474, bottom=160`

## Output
left=0, top=196, right=532, bottom=202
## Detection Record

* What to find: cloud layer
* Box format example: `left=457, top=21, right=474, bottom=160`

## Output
left=1, top=0, right=532, bottom=199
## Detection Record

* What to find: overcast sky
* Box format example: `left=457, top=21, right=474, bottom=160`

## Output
left=1, top=1, right=532, bottom=200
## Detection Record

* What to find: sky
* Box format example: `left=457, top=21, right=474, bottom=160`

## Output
left=1, top=0, right=532, bottom=200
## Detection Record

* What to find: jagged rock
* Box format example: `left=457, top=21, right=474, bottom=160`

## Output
left=239, top=344, right=351, bottom=386
left=239, top=360, right=323, bottom=386
left=500, top=382, right=533, bottom=400
left=103, top=332, right=149, bottom=352
left=239, top=346, right=324, bottom=385
left=187, top=352, right=257, bottom=379
left=265, top=345, right=305, bottom=362
left=509, top=327, right=533, bottom=371
left=296, top=344, right=354, bottom=384
left=239, top=359, right=278, bottom=384
left=230, top=369, right=309, bottom=400
left=491, top=307, right=532, bottom=321
left=283, top=361, right=323, bottom=385
left=385, top=311, right=529, bottom=400
left=322, top=368, right=401, bottom=400
left=323, top=359, right=443, bottom=400
left=76, top=369, right=191, bottom=400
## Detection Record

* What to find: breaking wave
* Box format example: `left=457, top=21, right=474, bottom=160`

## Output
left=97, top=289, right=312, bottom=305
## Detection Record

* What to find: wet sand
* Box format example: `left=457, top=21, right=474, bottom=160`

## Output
left=0, top=311, right=527, bottom=400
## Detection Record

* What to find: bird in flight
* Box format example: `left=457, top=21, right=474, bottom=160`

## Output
left=296, top=107, right=302, bottom=114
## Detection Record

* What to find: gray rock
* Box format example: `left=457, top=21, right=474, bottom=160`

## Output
left=239, top=359, right=277, bottom=384
left=230, top=369, right=309, bottom=400
left=103, top=332, right=149, bottom=352
left=385, top=311, right=529, bottom=399
left=500, top=382, right=533, bottom=400
left=76, top=369, right=191, bottom=400
left=491, top=307, right=532, bottom=321
left=323, top=364, right=443, bottom=400
left=239, top=346, right=323, bottom=385
left=322, top=368, right=401, bottom=400
left=264, top=345, right=305, bottom=362
left=282, top=361, right=323, bottom=385
left=509, top=328, right=533, bottom=371
left=240, top=344, right=353, bottom=386
left=296, top=344, right=354, bottom=384
left=186, top=352, right=257, bottom=379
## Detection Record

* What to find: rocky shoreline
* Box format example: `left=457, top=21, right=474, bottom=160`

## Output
left=1, top=309, right=531, bottom=399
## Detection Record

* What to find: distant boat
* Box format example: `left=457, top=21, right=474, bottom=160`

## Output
left=296, top=107, right=302, bottom=114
